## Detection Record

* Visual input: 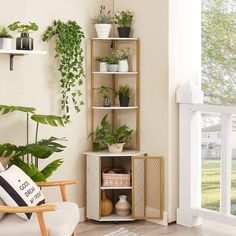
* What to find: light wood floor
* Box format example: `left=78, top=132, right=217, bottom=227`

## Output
left=76, top=220, right=236, bottom=236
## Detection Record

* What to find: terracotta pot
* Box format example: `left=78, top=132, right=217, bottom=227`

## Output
left=101, top=191, right=113, bottom=216
left=115, top=195, right=131, bottom=216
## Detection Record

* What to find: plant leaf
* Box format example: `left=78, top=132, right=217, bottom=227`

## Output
left=31, top=114, right=65, bottom=127
left=0, top=105, right=35, bottom=115
left=40, top=159, right=63, bottom=179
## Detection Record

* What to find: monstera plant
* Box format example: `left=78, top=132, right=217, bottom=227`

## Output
left=0, top=105, right=67, bottom=182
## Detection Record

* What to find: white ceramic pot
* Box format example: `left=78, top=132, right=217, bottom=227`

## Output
left=108, top=143, right=125, bottom=153
left=95, top=24, right=112, bottom=38
left=108, top=64, right=119, bottom=72
left=115, top=195, right=131, bottom=216
left=118, top=60, right=129, bottom=72
left=100, top=62, right=108, bottom=72
left=0, top=38, right=12, bottom=50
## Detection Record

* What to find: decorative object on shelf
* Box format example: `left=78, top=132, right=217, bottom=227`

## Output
left=96, top=56, right=109, bottom=72
left=92, top=5, right=113, bottom=38
left=114, top=11, right=134, bottom=38
left=116, top=85, right=131, bottom=107
left=103, top=169, right=131, bottom=187
left=0, top=105, right=67, bottom=182
left=113, top=47, right=132, bottom=72
left=115, top=195, right=131, bottom=217
left=8, top=21, right=38, bottom=50
left=96, top=86, right=115, bottom=107
left=0, top=27, right=12, bottom=50
left=101, top=191, right=113, bottom=216
left=108, top=56, right=119, bottom=72
left=92, top=114, right=133, bottom=152
left=42, top=20, right=85, bottom=123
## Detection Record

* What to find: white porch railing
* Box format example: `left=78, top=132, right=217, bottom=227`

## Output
left=176, top=81, right=236, bottom=227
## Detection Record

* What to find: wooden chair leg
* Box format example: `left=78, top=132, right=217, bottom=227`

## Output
left=36, top=212, right=49, bottom=236
left=72, top=231, right=76, bottom=236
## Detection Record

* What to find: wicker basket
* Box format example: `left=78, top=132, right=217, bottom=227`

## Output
left=102, top=169, right=131, bottom=187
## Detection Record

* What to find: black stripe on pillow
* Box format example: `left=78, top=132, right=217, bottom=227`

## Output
left=0, top=176, right=45, bottom=219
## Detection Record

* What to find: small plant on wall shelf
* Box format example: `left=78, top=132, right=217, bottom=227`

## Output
left=0, top=26, right=13, bottom=50
left=91, top=114, right=133, bottom=153
left=42, top=20, right=85, bottom=123
left=96, top=56, right=109, bottom=72
left=107, top=56, right=119, bottom=72
left=116, top=85, right=131, bottom=107
left=112, top=47, right=132, bottom=72
left=95, top=86, right=115, bottom=107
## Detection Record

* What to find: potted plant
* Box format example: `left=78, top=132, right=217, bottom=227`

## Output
left=0, top=27, right=13, bottom=50
left=8, top=21, right=39, bottom=50
left=42, top=20, right=85, bottom=123
left=113, top=47, right=132, bottom=72
left=116, top=85, right=131, bottom=107
left=92, top=5, right=113, bottom=38
left=107, top=56, right=119, bottom=72
left=93, top=114, right=133, bottom=153
left=96, top=86, right=115, bottom=107
left=114, top=10, right=134, bottom=38
left=96, top=56, right=109, bottom=72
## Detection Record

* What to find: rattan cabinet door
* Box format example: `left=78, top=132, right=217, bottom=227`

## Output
left=132, top=157, right=163, bottom=219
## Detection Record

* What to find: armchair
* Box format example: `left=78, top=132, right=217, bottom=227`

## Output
left=0, top=180, right=79, bottom=236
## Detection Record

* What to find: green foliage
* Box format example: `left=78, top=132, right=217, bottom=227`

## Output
left=112, top=47, right=132, bottom=60
left=92, top=5, right=113, bottom=24
left=107, top=56, right=119, bottom=65
left=42, top=20, right=85, bottom=122
left=202, top=0, right=236, bottom=105
left=95, top=86, right=115, bottom=97
left=116, top=85, right=131, bottom=98
left=31, top=115, right=65, bottom=127
left=114, top=10, right=134, bottom=27
left=8, top=21, right=38, bottom=33
left=0, top=105, right=35, bottom=115
left=0, top=27, right=12, bottom=38
left=93, top=114, right=133, bottom=149
left=96, top=56, right=109, bottom=63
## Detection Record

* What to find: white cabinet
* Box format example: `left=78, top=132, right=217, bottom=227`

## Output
left=85, top=151, right=164, bottom=222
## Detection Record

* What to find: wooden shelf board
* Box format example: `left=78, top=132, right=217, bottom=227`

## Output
left=101, top=186, right=132, bottom=190
left=84, top=150, right=147, bottom=157
left=99, top=214, right=134, bottom=222
left=93, top=106, right=138, bottom=110
left=0, top=49, right=47, bottom=55
left=93, top=71, right=138, bottom=75
left=92, top=37, right=138, bottom=41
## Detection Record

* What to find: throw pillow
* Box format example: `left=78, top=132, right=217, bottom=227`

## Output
left=0, top=163, right=6, bottom=220
left=0, top=165, right=45, bottom=220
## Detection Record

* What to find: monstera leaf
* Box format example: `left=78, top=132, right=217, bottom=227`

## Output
left=0, top=143, right=18, bottom=157
left=31, top=114, right=66, bottom=126
left=0, top=105, right=36, bottom=115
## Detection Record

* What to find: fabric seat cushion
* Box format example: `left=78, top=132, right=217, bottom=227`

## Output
left=0, top=201, right=80, bottom=236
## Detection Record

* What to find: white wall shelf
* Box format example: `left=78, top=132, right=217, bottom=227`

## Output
left=92, top=37, right=138, bottom=42
left=93, top=71, right=138, bottom=75
left=100, top=186, right=132, bottom=190
left=0, top=49, right=47, bottom=71
left=84, top=150, right=147, bottom=157
left=92, top=106, right=138, bottom=110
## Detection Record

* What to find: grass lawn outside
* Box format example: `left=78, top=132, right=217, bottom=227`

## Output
left=202, top=159, right=236, bottom=215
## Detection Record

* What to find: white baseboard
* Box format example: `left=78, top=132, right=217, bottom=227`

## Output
left=148, top=211, right=169, bottom=226
left=79, top=207, right=85, bottom=222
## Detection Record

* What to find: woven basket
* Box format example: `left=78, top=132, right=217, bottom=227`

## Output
left=102, top=169, right=131, bottom=187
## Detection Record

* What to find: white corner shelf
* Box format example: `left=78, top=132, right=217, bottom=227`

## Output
left=0, top=49, right=47, bottom=71
left=92, top=106, right=138, bottom=110
left=101, top=186, right=132, bottom=190
left=93, top=71, right=138, bottom=75
left=92, top=37, right=138, bottom=41
left=99, top=214, right=134, bottom=222
left=84, top=150, right=147, bottom=157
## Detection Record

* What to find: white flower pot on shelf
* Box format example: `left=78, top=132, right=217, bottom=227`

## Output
left=108, top=143, right=125, bottom=153
left=118, top=60, right=129, bottom=72
left=108, top=64, right=119, bottom=72
left=95, top=24, right=112, bottom=38
left=100, top=62, right=108, bottom=72
left=0, top=38, right=12, bottom=50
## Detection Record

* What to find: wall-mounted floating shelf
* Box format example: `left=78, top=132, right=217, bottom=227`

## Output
left=92, top=37, right=138, bottom=42
left=0, top=49, right=47, bottom=71
left=92, top=106, right=138, bottom=110
left=92, top=72, right=138, bottom=75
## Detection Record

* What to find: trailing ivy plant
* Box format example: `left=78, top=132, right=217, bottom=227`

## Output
left=0, top=104, right=67, bottom=182
left=42, top=20, right=85, bottom=122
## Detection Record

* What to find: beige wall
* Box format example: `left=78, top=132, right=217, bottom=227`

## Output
left=0, top=0, right=102, bottom=210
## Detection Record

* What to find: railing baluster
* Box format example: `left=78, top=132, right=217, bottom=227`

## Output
left=220, top=114, right=232, bottom=215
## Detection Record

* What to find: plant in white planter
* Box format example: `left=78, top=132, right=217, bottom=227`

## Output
left=92, top=5, right=113, bottom=39
left=107, top=56, right=119, bottom=72
left=113, top=47, right=132, bottom=72
left=92, top=114, right=133, bottom=152
left=96, top=56, right=109, bottom=72
left=0, top=27, right=13, bottom=50
left=95, top=86, right=115, bottom=107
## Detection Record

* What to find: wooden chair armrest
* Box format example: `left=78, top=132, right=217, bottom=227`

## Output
left=0, top=204, right=57, bottom=214
left=35, top=180, right=77, bottom=187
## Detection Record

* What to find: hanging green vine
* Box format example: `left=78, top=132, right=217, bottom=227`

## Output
left=42, top=20, right=85, bottom=123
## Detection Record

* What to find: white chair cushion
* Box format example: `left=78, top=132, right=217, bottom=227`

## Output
left=0, top=202, right=80, bottom=236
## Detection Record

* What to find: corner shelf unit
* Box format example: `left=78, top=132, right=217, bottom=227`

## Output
left=90, top=37, right=140, bottom=150
left=0, top=49, right=47, bottom=71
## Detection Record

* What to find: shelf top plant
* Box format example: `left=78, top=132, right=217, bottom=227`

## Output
left=114, top=10, right=134, bottom=28
left=92, top=5, right=113, bottom=24
left=8, top=21, right=39, bottom=33
left=96, top=86, right=115, bottom=98
left=112, top=47, right=132, bottom=60
left=0, top=27, right=12, bottom=38
left=96, top=56, right=109, bottom=63
left=116, top=85, right=131, bottom=98
left=92, top=114, right=133, bottom=152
